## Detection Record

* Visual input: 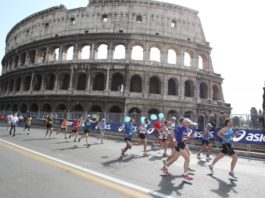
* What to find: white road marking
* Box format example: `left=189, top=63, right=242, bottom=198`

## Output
left=0, top=138, right=174, bottom=198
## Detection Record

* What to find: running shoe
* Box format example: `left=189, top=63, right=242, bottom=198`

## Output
left=208, top=164, right=214, bottom=174
left=12, top=134, right=15, bottom=137
left=229, top=171, right=237, bottom=178
left=183, top=174, right=193, bottom=181
left=162, top=166, right=169, bottom=176
left=68, top=135, right=72, bottom=139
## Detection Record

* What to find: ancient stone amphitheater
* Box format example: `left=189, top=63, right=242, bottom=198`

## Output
left=0, top=0, right=231, bottom=121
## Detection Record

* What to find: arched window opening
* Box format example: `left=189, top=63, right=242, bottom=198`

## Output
left=66, top=46, right=74, bottom=61
left=149, top=76, right=161, bottom=94
left=93, top=73, right=105, bottom=91
left=150, top=47, right=161, bottom=62
left=168, top=78, right=178, bottom=96
left=81, top=45, right=90, bottom=60
left=167, top=49, right=177, bottom=64
left=113, top=45, right=126, bottom=59
left=109, top=106, right=122, bottom=113
left=200, top=83, right=208, bottom=99
left=96, top=44, right=108, bottom=59
left=131, top=45, right=143, bottom=60
left=130, top=75, right=142, bottom=93
left=184, top=80, right=194, bottom=97
left=33, top=75, right=42, bottom=91
left=184, top=52, right=191, bottom=67
left=111, top=73, right=124, bottom=91
left=76, top=73, right=87, bottom=90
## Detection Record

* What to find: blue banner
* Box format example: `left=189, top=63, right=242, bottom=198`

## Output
left=50, top=119, right=265, bottom=145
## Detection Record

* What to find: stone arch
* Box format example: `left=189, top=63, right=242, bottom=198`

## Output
left=131, top=45, right=144, bottom=60
left=184, top=80, right=194, bottom=97
left=96, top=44, right=108, bottom=59
left=184, top=111, right=194, bottom=120
left=113, top=45, right=126, bottom=59
left=5, top=104, right=11, bottom=111
left=111, top=72, right=124, bottom=91
left=167, top=49, right=177, bottom=64
left=109, top=105, right=122, bottom=113
left=20, top=103, right=27, bottom=113
left=130, top=75, right=142, bottom=93
left=56, top=104, right=67, bottom=112
left=167, top=110, right=177, bottom=118
left=76, top=73, right=87, bottom=90
left=150, top=47, right=161, bottom=62
left=24, top=76, right=31, bottom=91
left=128, top=107, right=141, bottom=114
left=15, top=77, right=21, bottom=92
left=30, top=103, right=38, bottom=112
left=213, top=85, right=220, bottom=101
left=42, top=104, right=52, bottom=112
left=149, top=76, right=161, bottom=94
left=184, top=51, right=194, bottom=67
left=90, top=105, right=103, bottom=112
left=72, top=104, right=84, bottom=112
left=12, top=104, right=18, bottom=112
left=65, top=45, right=74, bottom=61
left=200, top=82, right=208, bottom=99
left=50, top=46, right=60, bottom=62
left=168, top=78, right=178, bottom=96
left=93, top=72, right=105, bottom=91
left=29, top=50, right=36, bottom=64
left=14, top=56, right=19, bottom=68
left=9, top=79, right=15, bottom=92
left=59, top=73, right=70, bottom=90
left=45, top=73, right=55, bottom=90
left=199, top=53, right=209, bottom=70
left=37, top=47, right=47, bottom=63
left=21, top=52, right=27, bottom=66
left=33, top=74, right=42, bottom=91
left=148, top=108, right=159, bottom=114
left=81, top=45, right=90, bottom=59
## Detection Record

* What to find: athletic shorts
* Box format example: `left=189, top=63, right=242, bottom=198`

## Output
left=221, top=144, right=235, bottom=156
left=139, top=133, right=146, bottom=139
left=124, top=137, right=132, bottom=142
left=175, top=142, right=186, bottom=152
left=72, top=129, right=78, bottom=133
left=84, top=128, right=90, bottom=133
left=46, top=124, right=52, bottom=129
left=202, top=139, right=210, bottom=145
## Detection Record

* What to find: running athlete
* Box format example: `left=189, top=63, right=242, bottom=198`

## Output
left=78, top=115, right=93, bottom=146
left=24, top=114, right=32, bottom=135
left=209, top=118, right=238, bottom=178
left=69, top=118, right=81, bottom=142
left=45, top=115, right=53, bottom=139
left=162, top=118, right=193, bottom=181
left=197, top=123, right=213, bottom=159
left=6, top=113, right=12, bottom=132
left=160, top=121, right=170, bottom=157
left=121, top=118, right=135, bottom=157
left=137, top=118, right=149, bottom=157
left=58, top=117, right=68, bottom=139
left=96, top=118, right=106, bottom=144
left=9, top=113, right=18, bottom=136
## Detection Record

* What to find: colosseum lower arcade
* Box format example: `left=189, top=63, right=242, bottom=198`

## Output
left=0, top=0, right=231, bottom=121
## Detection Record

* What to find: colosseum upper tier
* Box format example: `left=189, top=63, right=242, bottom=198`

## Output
left=0, top=0, right=231, bottom=118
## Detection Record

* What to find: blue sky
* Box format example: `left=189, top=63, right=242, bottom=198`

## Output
left=0, top=0, right=264, bottom=114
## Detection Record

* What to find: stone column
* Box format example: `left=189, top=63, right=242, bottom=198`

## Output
left=29, top=72, right=35, bottom=92
left=105, top=68, right=110, bottom=91
left=90, top=43, right=95, bottom=60
left=209, top=81, right=213, bottom=101
left=41, top=74, right=45, bottom=92
left=107, top=43, right=113, bottom=60
left=58, top=46, right=63, bottom=62
left=192, top=50, right=199, bottom=69
left=161, top=48, right=168, bottom=65
left=143, top=43, right=150, bottom=62
left=54, top=72, right=59, bottom=91
left=86, top=69, right=91, bottom=92
left=69, top=67, right=74, bottom=91
left=177, top=48, right=184, bottom=66
left=73, top=44, right=79, bottom=60
left=45, top=47, right=49, bottom=63
left=125, top=45, right=132, bottom=60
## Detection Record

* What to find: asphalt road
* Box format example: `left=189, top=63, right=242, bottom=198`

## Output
left=0, top=126, right=264, bottom=198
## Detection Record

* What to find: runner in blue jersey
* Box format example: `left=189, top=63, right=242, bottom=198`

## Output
left=121, top=118, right=135, bottom=157
left=162, top=118, right=193, bottom=181
left=209, top=118, right=239, bottom=178
left=197, top=123, right=213, bottom=159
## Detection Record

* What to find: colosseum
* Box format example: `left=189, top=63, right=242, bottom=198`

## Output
left=0, top=0, right=231, bottom=124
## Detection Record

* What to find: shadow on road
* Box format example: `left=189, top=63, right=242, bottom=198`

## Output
left=102, top=154, right=145, bottom=167
left=208, top=174, right=237, bottom=198
left=152, top=174, right=192, bottom=197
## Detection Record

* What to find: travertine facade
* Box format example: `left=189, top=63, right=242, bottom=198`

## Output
left=0, top=0, right=231, bottom=118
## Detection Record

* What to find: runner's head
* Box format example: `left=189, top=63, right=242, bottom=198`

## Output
left=171, top=116, right=177, bottom=122
left=182, top=118, right=191, bottom=128
left=102, top=118, right=106, bottom=122
left=205, top=123, right=213, bottom=130
left=144, top=118, right=149, bottom=124
left=225, top=118, right=233, bottom=127
left=130, top=118, right=135, bottom=125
